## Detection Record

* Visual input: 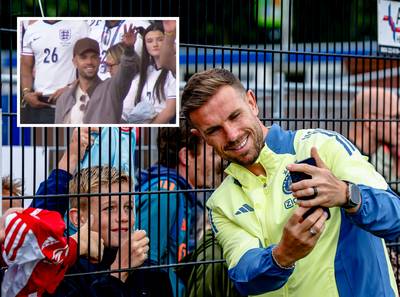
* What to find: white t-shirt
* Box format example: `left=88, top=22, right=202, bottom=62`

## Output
left=68, top=86, right=89, bottom=124
left=87, top=19, right=150, bottom=80
left=122, top=65, right=176, bottom=122
left=22, top=20, right=89, bottom=95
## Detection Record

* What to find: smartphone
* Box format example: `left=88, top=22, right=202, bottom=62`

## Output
left=289, top=157, right=331, bottom=220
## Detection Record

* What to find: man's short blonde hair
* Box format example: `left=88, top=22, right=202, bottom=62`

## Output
left=69, top=166, right=132, bottom=210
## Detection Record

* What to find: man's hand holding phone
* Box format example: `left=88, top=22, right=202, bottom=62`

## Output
left=287, top=147, right=348, bottom=212
left=289, top=156, right=331, bottom=220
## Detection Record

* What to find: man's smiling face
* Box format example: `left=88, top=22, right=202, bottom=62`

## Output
left=190, top=85, right=265, bottom=166
left=73, top=51, right=100, bottom=80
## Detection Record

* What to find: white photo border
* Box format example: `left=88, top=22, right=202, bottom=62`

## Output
left=17, top=16, right=180, bottom=128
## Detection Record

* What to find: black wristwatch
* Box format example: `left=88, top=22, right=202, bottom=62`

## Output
left=342, top=181, right=361, bottom=209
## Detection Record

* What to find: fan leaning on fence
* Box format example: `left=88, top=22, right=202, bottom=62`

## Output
left=181, top=68, right=400, bottom=297
left=0, top=132, right=102, bottom=297
left=2, top=127, right=170, bottom=297
left=33, top=128, right=174, bottom=297
left=47, top=166, right=153, bottom=297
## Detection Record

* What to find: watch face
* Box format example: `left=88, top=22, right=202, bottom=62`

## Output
left=350, top=184, right=361, bottom=205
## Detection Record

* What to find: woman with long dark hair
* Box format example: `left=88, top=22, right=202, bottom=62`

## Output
left=123, top=22, right=176, bottom=124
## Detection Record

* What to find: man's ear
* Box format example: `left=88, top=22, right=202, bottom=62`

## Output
left=72, top=56, right=77, bottom=68
left=246, top=90, right=259, bottom=116
left=190, top=128, right=200, bottom=137
left=69, top=208, right=87, bottom=227
left=178, top=147, right=189, bottom=167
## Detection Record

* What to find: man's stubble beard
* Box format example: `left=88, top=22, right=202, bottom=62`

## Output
left=78, top=67, right=98, bottom=81
left=220, top=122, right=264, bottom=167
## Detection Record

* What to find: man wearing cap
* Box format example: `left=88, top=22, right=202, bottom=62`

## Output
left=55, top=24, right=140, bottom=124
left=20, top=20, right=89, bottom=124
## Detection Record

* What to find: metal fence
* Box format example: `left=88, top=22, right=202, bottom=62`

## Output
left=1, top=0, right=400, bottom=296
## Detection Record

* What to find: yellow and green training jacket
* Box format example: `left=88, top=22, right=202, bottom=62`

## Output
left=207, top=124, right=400, bottom=297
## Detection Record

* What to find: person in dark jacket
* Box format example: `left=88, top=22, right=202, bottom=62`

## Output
left=135, top=121, right=224, bottom=297
left=48, top=252, right=172, bottom=297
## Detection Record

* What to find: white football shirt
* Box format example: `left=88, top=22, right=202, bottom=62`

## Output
left=88, top=19, right=150, bottom=80
left=123, top=65, right=176, bottom=118
left=22, top=20, right=89, bottom=95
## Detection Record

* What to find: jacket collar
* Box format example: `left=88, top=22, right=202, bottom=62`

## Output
left=61, top=76, right=102, bottom=122
left=224, top=132, right=280, bottom=191
left=86, top=76, right=102, bottom=97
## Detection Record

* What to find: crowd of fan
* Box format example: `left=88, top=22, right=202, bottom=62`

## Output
left=5, top=86, right=400, bottom=296
left=0, top=123, right=232, bottom=297
left=10, top=37, right=399, bottom=297
left=20, top=19, right=177, bottom=125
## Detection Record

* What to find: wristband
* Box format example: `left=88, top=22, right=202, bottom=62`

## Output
left=21, top=89, right=33, bottom=107
left=271, top=247, right=295, bottom=270
left=22, top=90, right=33, bottom=100
left=164, top=31, right=175, bottom=37
left=22, top=87, right=32, bottom=95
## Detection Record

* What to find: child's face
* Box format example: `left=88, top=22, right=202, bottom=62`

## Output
left=89, top=182, right=135, bottom=248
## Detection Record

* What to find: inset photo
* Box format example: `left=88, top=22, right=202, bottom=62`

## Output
left=17, top=17, right=179, bottom=127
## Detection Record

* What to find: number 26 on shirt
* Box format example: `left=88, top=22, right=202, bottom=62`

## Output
left=43, top=47, right=58, bottom=63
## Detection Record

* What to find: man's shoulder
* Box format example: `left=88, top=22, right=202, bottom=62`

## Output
left=264, top=124, right=339, bottom=155
left=22, top=21, right=44, bottom=44
left=56, top=85, right=74, bottom=105
left=264, top=124, right=360, bottom=167
left=293, top=128, right=357, bottom=157
left=55, top=85, right=76, bottom=123
left=24, top=20, right=44, bottom=33
left=295, top=127, right=341, bottom=140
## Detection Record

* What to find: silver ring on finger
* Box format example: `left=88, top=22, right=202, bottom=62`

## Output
left=309, top=227, right=317, bottom=236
